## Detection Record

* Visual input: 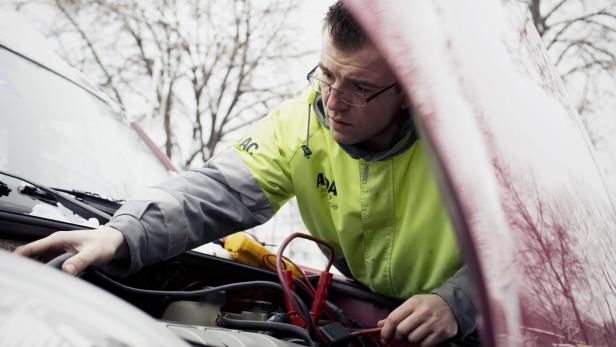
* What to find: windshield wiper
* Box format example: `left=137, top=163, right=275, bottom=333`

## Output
left=0, top=180, right=10, bottom=197
left=0, top=170, right=112, bottom=223
left=50, top=188, right=123, bottom=216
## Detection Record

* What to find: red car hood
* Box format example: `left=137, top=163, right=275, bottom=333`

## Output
left=347, top=0, right=616, bottom=346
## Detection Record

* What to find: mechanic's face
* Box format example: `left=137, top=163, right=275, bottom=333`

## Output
left=319, top=32, right=408, bottom=151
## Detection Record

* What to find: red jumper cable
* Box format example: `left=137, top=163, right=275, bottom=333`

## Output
left=275, top=232, right=386, bottom=346
left=275, top=232, right=336, bottom=328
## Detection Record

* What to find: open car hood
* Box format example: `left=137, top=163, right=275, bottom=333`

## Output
left=346, top=0, right=616, bottom=346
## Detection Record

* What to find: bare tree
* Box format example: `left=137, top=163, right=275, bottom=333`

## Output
left=6, top=0, right=310, bottom=167
left=519, top=0, right=616, bottom=144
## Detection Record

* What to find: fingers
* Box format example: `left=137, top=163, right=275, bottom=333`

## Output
left=62, top=248, right=96, bottom=275
left=395, top=309, right=425, bottom=341
left=15, top=231, right=86, bottom=274
left=381, top=294, right=459, bottom=347
left=15, top=227, right=128, bottom=274
left=14, top=231, right=72, bottom=259
left=419, top=333, right=443, bottom=347
left=13, top=229, right=119, bottom=275
left=405, top=318, right=431, bottom=344
left=380, top=296, right=416, bottom=343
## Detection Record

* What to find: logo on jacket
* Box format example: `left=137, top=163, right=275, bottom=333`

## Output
left=316, top=172, right=338, bottom=209
left=237, top=137, right=259, bottom=155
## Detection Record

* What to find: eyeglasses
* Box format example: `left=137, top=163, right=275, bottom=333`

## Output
left=306, top=65, right=398, bottom=107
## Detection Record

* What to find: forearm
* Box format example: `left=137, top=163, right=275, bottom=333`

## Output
left=103, top=148, right=274, bottom=276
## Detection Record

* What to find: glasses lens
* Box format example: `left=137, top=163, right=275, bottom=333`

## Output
left=307, top=70, right=367, bottom=106
left=308, top=76, right=327, bottom=94
left=342, top=92, right=366, bottom=106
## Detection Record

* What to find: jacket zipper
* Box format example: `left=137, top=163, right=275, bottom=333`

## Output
left=362, top=161, right=369, bottom=183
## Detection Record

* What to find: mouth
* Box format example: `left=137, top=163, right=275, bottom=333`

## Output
left=329, top=117, right=351, bottom=128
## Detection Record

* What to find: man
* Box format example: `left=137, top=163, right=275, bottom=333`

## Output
left=16, top=2, right=477, bottom=346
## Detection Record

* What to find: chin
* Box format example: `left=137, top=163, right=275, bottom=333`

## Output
left=330, top=130, right=358, bottom=145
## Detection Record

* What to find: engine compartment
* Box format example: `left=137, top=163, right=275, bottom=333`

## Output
left=0, top=213, right=401, bottom=347
left=86, top=250, right=399, bottom=346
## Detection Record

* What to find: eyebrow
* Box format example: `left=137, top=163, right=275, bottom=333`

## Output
left=318, top=64, right=380, bottom=89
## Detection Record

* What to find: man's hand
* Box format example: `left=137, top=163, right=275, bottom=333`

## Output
left=14, top=226, right=127, bottom=275
left=379, top=294, right=458, bottom=347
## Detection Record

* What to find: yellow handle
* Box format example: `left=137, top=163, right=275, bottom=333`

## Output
left=223, top=232, right=302, bottom=277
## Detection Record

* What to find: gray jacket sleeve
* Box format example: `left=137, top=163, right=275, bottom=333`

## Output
left=102, top=148, right=274, bottom=276
left=430, top=265, right=478, bottom=338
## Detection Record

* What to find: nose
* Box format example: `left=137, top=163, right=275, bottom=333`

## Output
left=325, top=88, right=349, bottom=111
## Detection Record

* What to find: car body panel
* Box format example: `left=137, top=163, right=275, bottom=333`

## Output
left=0, top=249, right=190, bottom=347
left=346, top=0, right=616, bottom=346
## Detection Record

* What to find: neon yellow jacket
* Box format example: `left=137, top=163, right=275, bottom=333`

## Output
left=232, top=88, right=462, bottom=299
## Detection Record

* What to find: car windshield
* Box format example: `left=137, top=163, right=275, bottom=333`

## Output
left=0, top=47, right=170, bottom=200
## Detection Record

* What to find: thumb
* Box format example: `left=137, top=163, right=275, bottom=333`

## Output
left=62, top=251, right=93, bottom=275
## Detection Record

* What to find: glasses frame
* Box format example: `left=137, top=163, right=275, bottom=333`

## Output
left=306, top=65, right=398, bottom=107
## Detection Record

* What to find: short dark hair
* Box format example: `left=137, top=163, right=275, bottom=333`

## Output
left=324, top=1, right=369, bottom=51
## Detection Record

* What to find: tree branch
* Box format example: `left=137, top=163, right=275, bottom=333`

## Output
left=54, top=0, right=125, bottom=106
